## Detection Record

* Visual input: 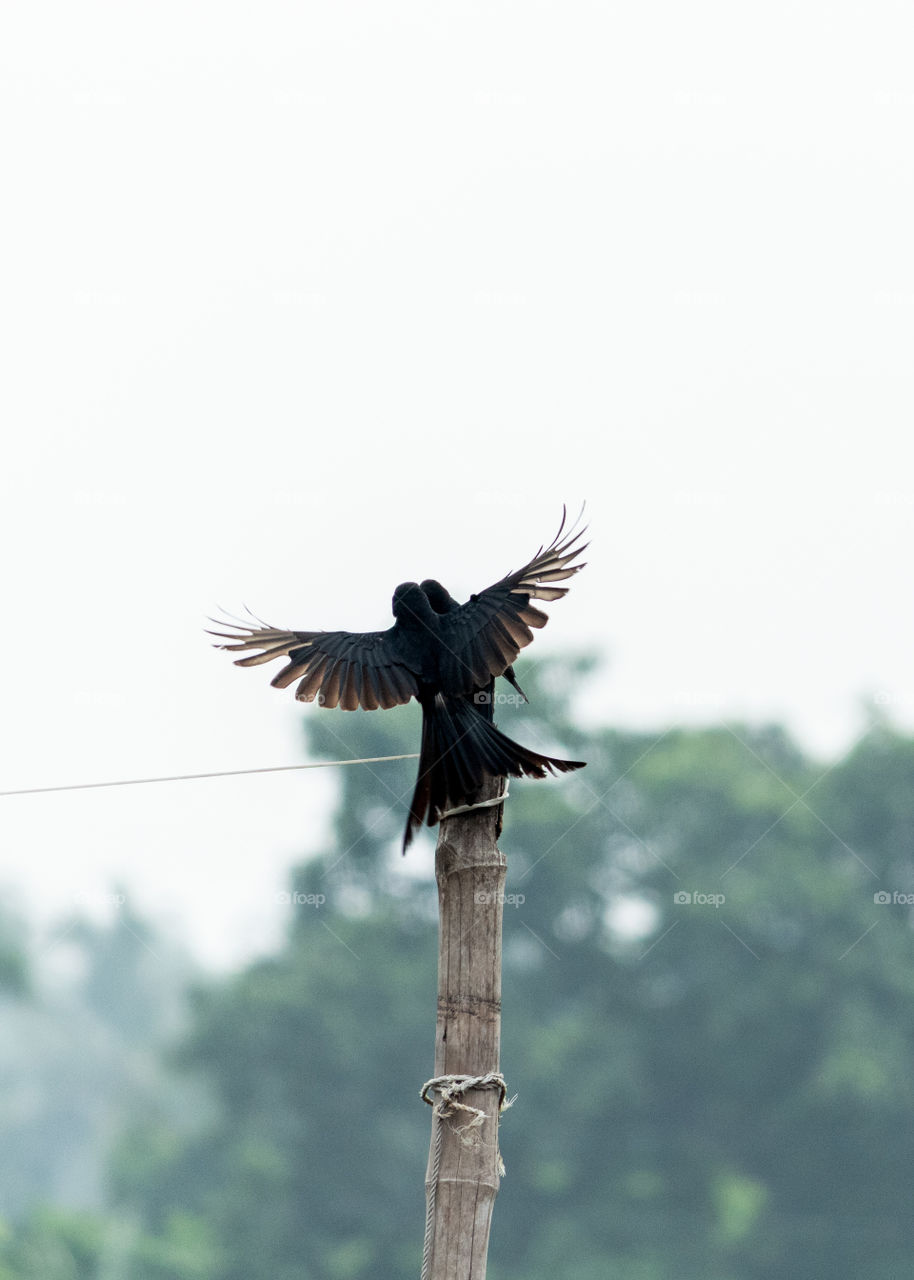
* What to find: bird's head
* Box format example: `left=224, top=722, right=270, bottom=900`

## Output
left=419, top=578, right=456, bottom=615
left=392, top=581, right=437, bottom=624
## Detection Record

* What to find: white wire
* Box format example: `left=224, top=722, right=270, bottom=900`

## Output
left=0, top=754, right=421, bottom=798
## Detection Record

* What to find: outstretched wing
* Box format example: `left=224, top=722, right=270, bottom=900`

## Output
left=435, top=506, right=588, bottom=694
left=207, top=613, right=420, bottom=711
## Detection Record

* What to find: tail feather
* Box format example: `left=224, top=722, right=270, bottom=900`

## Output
left=402, top=694, right=585, bottom=852
left=502, top=665, right=528, bottom=702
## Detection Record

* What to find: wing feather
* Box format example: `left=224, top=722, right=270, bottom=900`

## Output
left=295, top=660, right=330, bottom=703
left=209, top=616, right=420, bottom=710
left=435, top=506, right=588, bottom=694
left=359, top=667, right=381, bottom=711
left=374, top=668, right=404, bottom=710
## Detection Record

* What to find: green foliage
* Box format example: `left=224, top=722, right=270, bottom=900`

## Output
left=6, top=658, right=914, bottom=1278
left=0, top=1209, right=220, bottom=1280
left=125, top=901, right=436, bottom=1280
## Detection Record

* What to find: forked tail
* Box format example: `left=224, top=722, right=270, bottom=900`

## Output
left=403, top=693, right=585, bottom=851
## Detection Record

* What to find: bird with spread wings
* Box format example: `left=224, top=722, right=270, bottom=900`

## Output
left=209, top=508, right=588, bottom=850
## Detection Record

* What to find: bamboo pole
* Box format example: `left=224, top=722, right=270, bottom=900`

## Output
left=421, top=772, right=508, bottom=1280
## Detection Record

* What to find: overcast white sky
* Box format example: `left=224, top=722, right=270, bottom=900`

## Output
left=1, top=2, right=912, bottom=968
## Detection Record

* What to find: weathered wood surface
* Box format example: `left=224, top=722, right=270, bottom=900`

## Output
left=423, top=773, right=507, bottom=1279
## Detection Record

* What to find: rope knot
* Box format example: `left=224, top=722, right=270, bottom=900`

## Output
left=420, top=1072, right=514, bottom=1133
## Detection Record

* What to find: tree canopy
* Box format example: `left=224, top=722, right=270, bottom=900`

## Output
left=2, top=659, right=914, bottom=1278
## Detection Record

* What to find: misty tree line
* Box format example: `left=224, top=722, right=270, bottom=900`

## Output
left=2, top=656, right=913, bottom=1279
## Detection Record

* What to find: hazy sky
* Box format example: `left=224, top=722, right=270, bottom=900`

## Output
left=2, top=2, right=912, bottom=967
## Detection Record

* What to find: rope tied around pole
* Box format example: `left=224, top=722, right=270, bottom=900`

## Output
left=421, top=1071, right=514, bottom=1131
left=419, top=1073, right=515, bottom=1280
left=437, top=786, right=509, bottom=821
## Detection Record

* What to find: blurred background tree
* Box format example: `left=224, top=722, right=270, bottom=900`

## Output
left=2, top=658, right=914, bottom=1278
